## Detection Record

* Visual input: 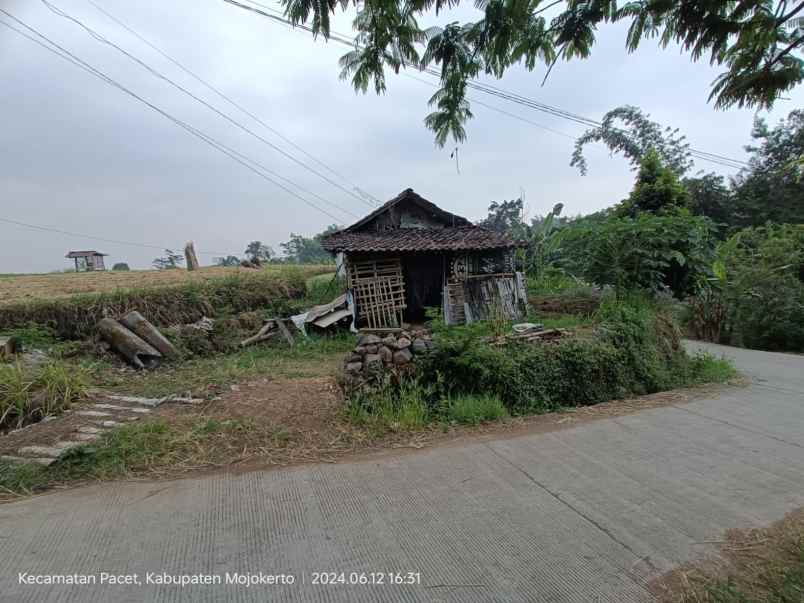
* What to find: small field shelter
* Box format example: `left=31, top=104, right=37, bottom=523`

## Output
left=322, top=189, right=528, bottom=328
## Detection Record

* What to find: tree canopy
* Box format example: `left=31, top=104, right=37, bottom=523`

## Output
left=287, top=0, right=804, bottom=146
left=619, top=148, right=690, bottom=216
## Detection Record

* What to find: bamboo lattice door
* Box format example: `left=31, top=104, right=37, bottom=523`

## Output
left=347, top=258, right=406, bottom=328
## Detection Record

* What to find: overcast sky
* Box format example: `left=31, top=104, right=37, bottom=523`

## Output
left=1, top=0, right=802, bottom=273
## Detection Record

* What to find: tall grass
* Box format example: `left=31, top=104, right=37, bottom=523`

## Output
left=0, top=362, right=86, bottom=430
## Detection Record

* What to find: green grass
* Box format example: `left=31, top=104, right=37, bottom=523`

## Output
left=346, top=379, right=431, bottom=433
left=0, top=417, right=275, bottom=498
left=84, top=332, right=356, bottom=397
left=442, top=393, right=508, bottom=425
left=685, top=352, right=739, bottom=385
left=0, top=361, right=87, bottom=430
left=0, top=325, right=58, bottom=348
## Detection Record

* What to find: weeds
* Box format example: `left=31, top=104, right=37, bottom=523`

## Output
left=0, top=361, right=87, bottom=430
left=442, top=394, right=507, bottom=425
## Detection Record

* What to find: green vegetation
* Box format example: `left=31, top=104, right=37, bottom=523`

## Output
left=88, top=332, right=355, bottom=397
left=348, top=296, right=737, bottom=429
left=689, top=224, right=804, bottom=352
left=0, top=267, right=323, bottom=340
left=295, top=0, right=802, bottom=146
left=0, top=361, right=87, bottom=430
left=442, top=393, right=508, bottom=425
left=0, top=417, right=279, bottom=497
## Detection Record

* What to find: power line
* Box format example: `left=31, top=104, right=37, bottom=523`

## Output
left=0, top=216, right=236, bottom=257
left=226, top=0, right=750, bottom=171
left=85, top=0, right=380, bottom=206
left=0, top=10, right=347, bottom=225
left=38, top=0, right=363, bottom=218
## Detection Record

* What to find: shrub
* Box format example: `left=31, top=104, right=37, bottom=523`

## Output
left=112, top=263, right=130, bottom=271
left=689, top=224, right=804, bottom=352
left=417, top=296, right=719, bottom=413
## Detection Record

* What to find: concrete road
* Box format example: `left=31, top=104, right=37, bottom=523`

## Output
left=1, top=342, right=802, bottom=602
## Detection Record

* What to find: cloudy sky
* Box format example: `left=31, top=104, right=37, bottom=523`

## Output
left=1, top=0, right=802, bottom=273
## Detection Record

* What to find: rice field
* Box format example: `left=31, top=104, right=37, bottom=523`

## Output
left=0, top=265, right=331, bottom=306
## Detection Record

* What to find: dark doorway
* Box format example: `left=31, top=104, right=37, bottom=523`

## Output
left=402, top=253, right=443, bottom=322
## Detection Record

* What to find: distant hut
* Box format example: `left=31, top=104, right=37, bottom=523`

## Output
left=66, top=250, right=108, bottom=272
left=322, top=189, right=527, bottom=328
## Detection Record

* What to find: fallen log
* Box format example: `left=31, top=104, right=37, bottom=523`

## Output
left=98, top=318, right=162, bottom=369
left=120, top=311, right=178, bottom=358
left=276, top=319, right=295, bottom=346
left=240, top=322, right=277, bottom=347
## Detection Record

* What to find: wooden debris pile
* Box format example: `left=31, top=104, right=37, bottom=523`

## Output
left=489, top=323, right=571, bottom=346
left=240, top=318, right=296, bottom=348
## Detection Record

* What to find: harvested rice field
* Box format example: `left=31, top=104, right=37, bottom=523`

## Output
left=0, top=265, right=331, bottom=306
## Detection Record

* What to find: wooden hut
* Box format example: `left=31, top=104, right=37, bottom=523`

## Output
left=322, top=189, right=527, bottom=328
left=65, top=250, right=107, bottom=272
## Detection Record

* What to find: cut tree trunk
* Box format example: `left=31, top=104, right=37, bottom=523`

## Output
left=184, top=241, right=200, bottom=271
left=119, top=311, right=178, bottom=358
left=98, top=318, right=162, bottom=369
left=0, top=336, right=21, bottom=361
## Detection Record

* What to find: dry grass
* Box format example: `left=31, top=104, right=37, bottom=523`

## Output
left=651, top=508, right=804, bottom=602
left=0, top=265, right=330, bottom=306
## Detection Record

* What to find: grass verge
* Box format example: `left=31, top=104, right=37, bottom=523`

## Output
left=85, top=332, right=355, bottom=397
left=0, top=417, right=287, bottom=497
left=652, top=508, right=804, bottom=603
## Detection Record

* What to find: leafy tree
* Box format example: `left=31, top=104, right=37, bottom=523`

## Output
left=618, top=149, right=690, bottom=217
left=152, top=249, right=184, bottom=270
left=682, top=172, right=732, bottom=227
left=559, top=209, right=716, bottom=297
left=478, top=198, right=527, bottom=236
left=730, top=109, right=804, bottom=228
left=111, top=262, right=130, bottom=271
left=244, top=241, right=274, bottom=263
left=280, top=225, right=339, bottom=264
left=214, top=255, right=241, bottom=267
left=571, top=106, right=692, bottom=176
left=288, top=0, right=804, bottom=146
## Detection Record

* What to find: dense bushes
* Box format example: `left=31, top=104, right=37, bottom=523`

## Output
left=559, top=209, right=716, bottom=298
left=414, top=297, right=728, bottom=414
left=689, top=224, right=804, bottom=352
left=0, top=269, right=312, bottom=340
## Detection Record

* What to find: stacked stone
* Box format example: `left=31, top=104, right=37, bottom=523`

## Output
left=344, top=329, right=434, bottom=375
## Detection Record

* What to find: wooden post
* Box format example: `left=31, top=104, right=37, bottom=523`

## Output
left=185, top=241, right=200, bottom=271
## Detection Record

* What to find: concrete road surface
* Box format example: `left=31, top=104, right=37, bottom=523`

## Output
left=1, top=342, right=802, bottom=602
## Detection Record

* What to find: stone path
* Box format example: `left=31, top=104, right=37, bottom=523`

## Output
left=0, top=394, right=163, bottom=466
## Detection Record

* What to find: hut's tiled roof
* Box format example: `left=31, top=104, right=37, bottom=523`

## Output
left=322, top=225, right=518, bottom=253
left=323, top=188, right=519, bottom=253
